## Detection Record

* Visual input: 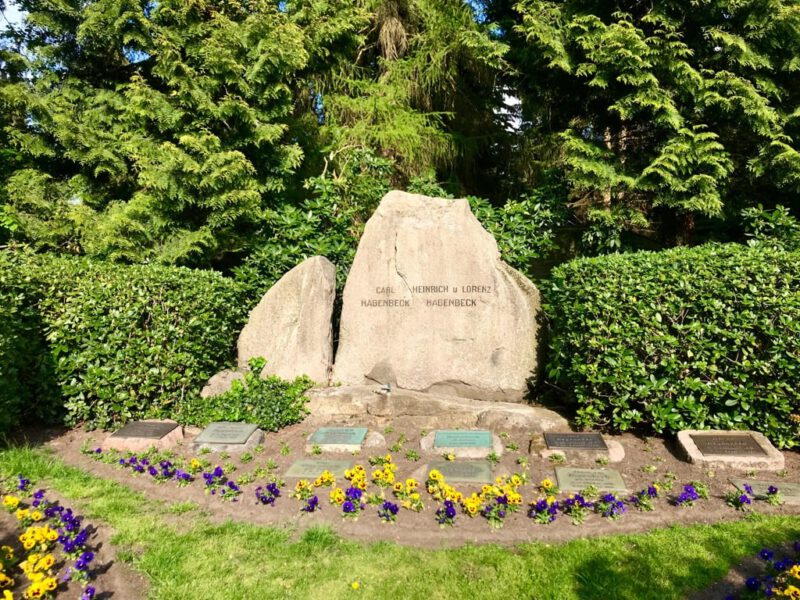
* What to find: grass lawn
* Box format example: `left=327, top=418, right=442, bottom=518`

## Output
left=2, top=446, right=799, bottom=600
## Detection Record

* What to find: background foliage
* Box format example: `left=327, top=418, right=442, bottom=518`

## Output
left=544, top=244, right=800, bottom=448
left=1, top=1, right=800, bottom=441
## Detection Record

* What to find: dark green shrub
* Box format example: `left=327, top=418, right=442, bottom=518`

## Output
left=21, top=254, right=247, bottom=429
left=0, top=251, right=57, bottom=435
left=544, top=244, right=800, bottom=448
left=178, top=358, right=314, bottom=431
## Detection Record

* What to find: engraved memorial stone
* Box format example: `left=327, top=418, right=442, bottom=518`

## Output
left=111, top=421, right=178, bottom=440
left=434, top=430, right=493, bottom=449
left=332, top=190, right=541, bottom=402
left=427, top=460, right=493, bottom=484
left=690, top=434, right=766, bottom=456
left=285, top=460, right=354, bottom=478
left=420, top=429, right=501, bottom=458
left=544, top=432, right=608, bottom=451
left=102, top=420, right=183, bottom=452
left=305, top=427, right=368, bottom=453
left=192, top=422, right=263, bottom=453
left=555, top=467, right=627, bottom=493
left=677, top=430, right=784, bottom=471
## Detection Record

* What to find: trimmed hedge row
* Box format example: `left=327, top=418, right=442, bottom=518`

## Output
left=0, top=252, right=247, bottom=432
left=544, top=244, right=800, bottom=448
left=0, top=252, right=55, bottom=434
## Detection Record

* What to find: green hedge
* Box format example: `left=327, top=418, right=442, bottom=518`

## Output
left=0, top=252, right=247, bottom=431
left=0, top=252, right=56, bottom=434
left=544, top=244, right=800, bottom=448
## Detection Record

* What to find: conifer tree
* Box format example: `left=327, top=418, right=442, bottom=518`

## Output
left=510, top=0, right=800, bottom=246
left=1, top=0, right=311, bottom=264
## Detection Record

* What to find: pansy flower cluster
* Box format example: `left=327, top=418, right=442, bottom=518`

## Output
left=291, top=480, right=319, bottom=513
left=732, top=542, right=800, bottom=599
left=1, top=477, right=101, bottom=600
left=528, top=496, right=559, bottom=525
left=201, top=466, right=240, bottom=501
left=474, top=476, right=524, bottom=529
left=312, top=471, right=335, bottom=489
left=629, top=484, right=660, bottom=512
left=595, top=493, right=626, bottom=520
left=426, top=470, right=463, bottom=505
left=725, top=483, right=754, bottom=512
left=435, top=500, right=457, bottom=527
left=370, top=455, right=398, bottom=492
left=329, top=486, right=366, bottom=519
left=392, top=478, right=423, bottom=512
left=344, top=466, right=368, bottom=492
left=377, top=501, right=399, bottom=523
left=561, top=493, right=593, bottom=525
left=116, top=454, right=193, bottom=487
left=254, top=483, right=281, bottom=506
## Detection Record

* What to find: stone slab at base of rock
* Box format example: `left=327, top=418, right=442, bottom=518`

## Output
left=191, top=422, right=264, bottom=453
left=304, top=427, right=383, bottom=453
left=305, top=386, right=568, bottom=433
left=420, top=429, right=502, bottom=459
left=102, top=420, right=184, bottom=453
left=529, top=433, right=625, bottom=463
left=677, top=430, right=784, bottom=471
left=730, top=479, right=800, bottom=505
left=555, top=467, right=627, bottom=493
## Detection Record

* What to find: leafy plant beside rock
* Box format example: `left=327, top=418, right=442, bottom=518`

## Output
left=179, top=358, right=314, bottom=432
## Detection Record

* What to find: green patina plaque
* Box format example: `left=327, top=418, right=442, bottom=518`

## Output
left=433, top=430, right=492, bottom=449
left=555, top=467, right=627, bottom=492
left=284, top=460, right=354, bottom=478
left=194, top=422, right=258, bottom=445
left=731, top=480, right=800, bottom=505
left=309, top=427, right=368, bottom=446
left=428, top=460, right=493, bottom=483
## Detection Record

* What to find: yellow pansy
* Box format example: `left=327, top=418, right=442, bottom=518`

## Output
left=2, top=496, right=19, bottom=510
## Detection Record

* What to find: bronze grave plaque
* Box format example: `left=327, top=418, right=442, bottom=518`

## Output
left=544, top=432, right=608, bottom=451
left=690, top=433, right=766, bottom=456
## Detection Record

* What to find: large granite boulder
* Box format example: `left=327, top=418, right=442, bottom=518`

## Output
left=331, top=191, right=540, bottom=401
left=238, top=256, right=336, bottom=383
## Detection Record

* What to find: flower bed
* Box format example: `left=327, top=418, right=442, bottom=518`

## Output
left=78, top=446, right=797, bottom=533
left=1, top=476, right=101, bottom=600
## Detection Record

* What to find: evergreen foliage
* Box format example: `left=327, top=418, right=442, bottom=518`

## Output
left=511, top=0, right=800, bottom=246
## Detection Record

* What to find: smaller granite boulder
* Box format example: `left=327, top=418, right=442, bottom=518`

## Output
left=200, top=369, right=244, bottom=399
left=238, top=256, right=336, bottom=383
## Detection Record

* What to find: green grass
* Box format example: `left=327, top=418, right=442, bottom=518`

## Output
left=2, top=446, right=799, bottom=600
